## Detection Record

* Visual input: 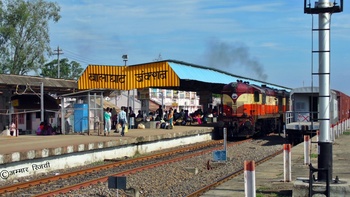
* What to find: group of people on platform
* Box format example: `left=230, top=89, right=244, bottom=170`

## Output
left=104, top=106, right=128, bottom=136
left=36, top=122, right=56, bottom=135
left=153, top=105, right=218, bottom=128
left=23, top=104, right=219, bottom=136
left=102, top=104, right=220, bottom=134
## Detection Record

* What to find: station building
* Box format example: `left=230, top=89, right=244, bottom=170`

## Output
left=1, top=60, right=290, bottom=135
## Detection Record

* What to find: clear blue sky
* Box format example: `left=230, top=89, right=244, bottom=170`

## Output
left=48, top=0, right=350, bottom=95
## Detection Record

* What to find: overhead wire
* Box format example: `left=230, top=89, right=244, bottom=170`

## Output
left=61, top=50, right=95, bottom=65
left=60, top=48, right=122, bottom=66
left=63, top=49, right=100, bottom=64
left=62, top=53, right=92, bottom=65
left=48, top=48, right=102, bottom=66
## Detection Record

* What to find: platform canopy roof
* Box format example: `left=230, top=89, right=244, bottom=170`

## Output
left=77, top=60, right=291, bottom=94
left=290, top=86, right=336, bottom=95
left=0, top=74, right=77, bottom=95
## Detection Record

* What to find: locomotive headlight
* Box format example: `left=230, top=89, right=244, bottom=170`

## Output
left=231, top=93, right=238, bottom=99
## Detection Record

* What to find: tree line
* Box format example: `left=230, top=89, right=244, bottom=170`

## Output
left=0, top=0, right=83, bottom=80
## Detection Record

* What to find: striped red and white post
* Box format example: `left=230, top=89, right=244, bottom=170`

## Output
left=304, top=135, right=310, bottom=165
left=336, top=122, right=340, bottom=138
left=335, top=122, right=341, bottom=138
left=244, top=160, right=256, bottom=197
left=283, top=144, right=291, bottom=182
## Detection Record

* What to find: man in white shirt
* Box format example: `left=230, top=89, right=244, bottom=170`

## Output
left=118, top=106, right=128, bottom=136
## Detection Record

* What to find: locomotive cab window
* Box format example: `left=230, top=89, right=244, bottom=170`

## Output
left=254, top=91, right=259, bottom=102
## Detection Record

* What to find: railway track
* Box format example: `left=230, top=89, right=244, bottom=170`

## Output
left=0, top=139, right=240, bottom=196
left=0, top=136, right=284, bottom=197
left=187, top=148, right=284, bottom=196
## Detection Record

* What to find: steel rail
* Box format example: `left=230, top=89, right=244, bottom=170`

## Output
left=0, top=139, right=224, bottom=194
left=32, top=139, right=251, bottom=197
left=186, top=148, right=284, bottom=197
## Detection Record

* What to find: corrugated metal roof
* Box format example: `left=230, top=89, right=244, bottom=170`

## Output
left=0, top=74, right=78, bottom=94
left=78, top=63, right=180, bottom=90
left=291, top=86, right=336, bottom=95
left=0, top=74, right=77, bottom=88
left=167, top=60, right=291, bottom=91
left=77, top=60, right=291, bottom=93
left=168, top=62, right=235, bottom=84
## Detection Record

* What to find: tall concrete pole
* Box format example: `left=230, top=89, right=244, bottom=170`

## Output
left=317, top=0, right=332, bottom=182
left=40, top=82, right=44, bottom=122
left=304, top=0, right=343, bottom=182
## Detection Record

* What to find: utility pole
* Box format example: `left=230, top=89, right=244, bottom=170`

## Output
left=122, top=54, right=129, bottom=119
left=53, top=46, right=63, bottom=78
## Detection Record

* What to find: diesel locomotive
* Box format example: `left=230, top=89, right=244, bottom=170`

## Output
left=214, top=80, right=290, bottom=140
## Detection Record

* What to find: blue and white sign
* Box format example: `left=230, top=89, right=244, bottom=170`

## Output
left=213, top=150, right=227, bottom=161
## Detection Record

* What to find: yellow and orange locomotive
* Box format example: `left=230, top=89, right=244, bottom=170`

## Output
left=216, top=80, right=289, bottom=140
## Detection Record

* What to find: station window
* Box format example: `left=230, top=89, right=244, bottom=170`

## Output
left=296, top=102, right=306, bottom=111
left=173, top=90, right=178, bottom=99
left=150, top=88, right=157, bottom=97
left=18, top=114, right=24, bottom=124
left=179, top=92, right=184, bottom=99
left=185, top=92, right=190, bottom=99
left=166, top=90, right=172, bottom=98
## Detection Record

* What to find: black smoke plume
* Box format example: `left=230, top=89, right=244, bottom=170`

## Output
left=203, top=40, right=268, bottom=81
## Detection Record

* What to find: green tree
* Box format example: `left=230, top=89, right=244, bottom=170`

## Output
left=41, top=58, right=84, bottom=80
left=0, top=0, right=60, bottom=75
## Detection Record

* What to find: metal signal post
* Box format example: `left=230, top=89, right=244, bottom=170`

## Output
left=304, top=0, right=343, bottom=182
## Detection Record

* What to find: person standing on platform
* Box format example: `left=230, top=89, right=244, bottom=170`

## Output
left=104, top=107, right=112, bottom=136
left=168, top=107, right=174, bottom=129
left=118, top=106, right=128, bottom=136
left=111, top=107, right=118, bottom=130
left=65, top=116, right=71, bottom=133
left=10, top=122, right=16, bottom=136
left=128, top=107, right=135, bottom=129
left=156, top=105, right=163, bottom=121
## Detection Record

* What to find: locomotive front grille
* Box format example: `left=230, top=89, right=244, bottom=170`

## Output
left=232, top=104, right=237, bottom=114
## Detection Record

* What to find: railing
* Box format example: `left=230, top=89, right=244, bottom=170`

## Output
left=285, top=111, right=294, bottom=124
left=285, top=111, right=320, bottom=123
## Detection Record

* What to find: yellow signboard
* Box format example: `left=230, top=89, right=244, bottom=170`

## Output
left=78, top=61, right=180, bottom=90
left=12, top=99, right=19, bottom=107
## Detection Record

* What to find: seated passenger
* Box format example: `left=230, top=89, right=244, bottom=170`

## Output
left=193, top=113, right=202, bottom=124
left=136, top=110, right=143, bottom=119
left=46, top=123, right=53, bottom=135
left=36, top=122, right=45, bottom=135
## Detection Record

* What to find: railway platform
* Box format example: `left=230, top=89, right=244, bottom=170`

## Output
left=0, top=125, right=212, bottom=180
left=201, top=132, right=350, bottom=197
left=0, top=125, right=212, bottom=158
left=1, top=125, right=349, bottom=196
